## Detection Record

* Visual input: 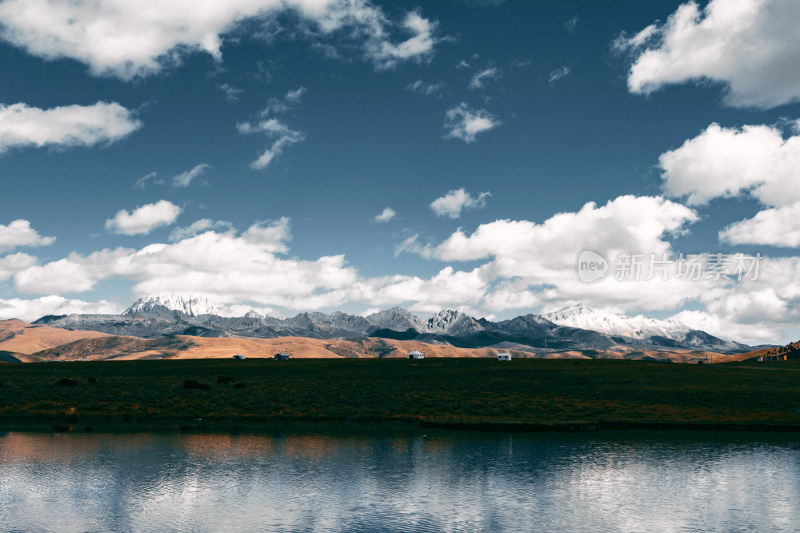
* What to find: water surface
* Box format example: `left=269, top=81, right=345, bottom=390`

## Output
left=1, top=427, right=798, bottom=532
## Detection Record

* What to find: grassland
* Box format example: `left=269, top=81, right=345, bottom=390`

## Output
left=1, top=358, right=799, bottom=433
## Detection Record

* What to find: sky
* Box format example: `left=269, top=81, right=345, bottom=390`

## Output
left=1, top=0, right=799, bottom=345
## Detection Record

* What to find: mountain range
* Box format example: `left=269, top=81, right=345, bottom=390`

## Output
left=32, top=293, right=754, bottom=355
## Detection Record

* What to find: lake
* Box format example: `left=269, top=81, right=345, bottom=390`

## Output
left=1, top=426, right=798, bottom=532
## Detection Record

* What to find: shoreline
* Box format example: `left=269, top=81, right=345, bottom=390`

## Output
left=2, top=414, right=800, bottom=436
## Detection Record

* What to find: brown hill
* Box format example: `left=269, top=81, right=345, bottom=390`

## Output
left=25, top=330, right=753, bottom=364
left=0, top=319, right=109, bottom=356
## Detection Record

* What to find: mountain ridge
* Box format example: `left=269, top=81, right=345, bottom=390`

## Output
left=31, top=294, right=754, bottom=355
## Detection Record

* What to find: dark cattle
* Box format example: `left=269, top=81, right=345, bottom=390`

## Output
left=217, top=376, right=234, bottom=384
left=57, top=378, right=78, bottom=387
left=183, top=379, right=210, bottom=391
left=233, top=383, right=245, bottom=389
left=88, top=377, right=98, bottom=383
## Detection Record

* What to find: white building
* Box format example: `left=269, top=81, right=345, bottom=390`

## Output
left=232, top=353, right=246, bottom=360
left=407, top=350, right=425, bottom=359
left=496, top=352, right=511, bottom=361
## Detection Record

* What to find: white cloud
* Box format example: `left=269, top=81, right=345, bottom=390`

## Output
left=105, top=200, right=182, bottom=236
left=0, top=102, right=141, bottom=154
left=238, top=88, right=307, bottom=169
left=548, top=66, right=570, bottom=84
left=133, top=171, right=163, bottom=190
left=0, top=253, right=37, bottom=282
left=365, top=11, right=438, bottom=70
left=659, top=122, right=800, bottom=207
left=0, top=0, right=440, bottom=79
left=407, top=80, right=444, bottom=96
left=443, top=103, right=501, bottom=143
left=172, top=163, right=211, bottom=188
left=169, top=219, right=234, bottom=242
left=218, top=83, right=243, bottom=101
left=0, top=295, right=123, bottom=322
left=430, top=189, right=490, bottom=219
left=564, top=16, right=578, bottom=32
left=5, top=196, right=800, bottom=344
left=14, top=258, right=101, bottom=294
left=237, top=118, right=305, bottom=170
left=469, top=67, right=498, bottom=89
left=374, top=207, right=396, bottom=223
left=0, top=220, right=55, bottom=252
left=719, top=201, right=800, bottom=247
left=618, top=0, right=800, bottom=108
left=415, top=195, right=706, bottom=315
left=259, top=87, right=306, bottom=116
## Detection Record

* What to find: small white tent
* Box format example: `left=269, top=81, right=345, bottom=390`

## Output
left=496, top=352, right=511, bottom=361
left=407, top=350, right=425, bottom=359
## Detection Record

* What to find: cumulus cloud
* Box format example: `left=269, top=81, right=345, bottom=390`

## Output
left=374, top=207, right=396, bottom=223
left=4, top=195, right=799, bottom=343
left=172, top=163, right=211, bottom=188
left=443, top=103, right=501, bottom=143
left=0, top=296, right=123, bottom=322
left=659, top=122, right=800, bottom=207
left=667, top=256, right=800, bottom=344
left=0, top=0, right=440, bottom=79
left=469, top=67, right=499, bottom=89
left=548, top=66, right=570, bottom=84
left=618, top=0, right=800, bottom=108
left=719, top=201, right=800, bottom=247
left=105, top=200, right=182, bottom=236
left=0, top=220, right=55, bottom=252
left=0, top=253, right=37, bottom=282
left=430, top=188, right=491, bottom=219
left=411, top=195, right=708, bottom=316
left=0, top=102, right=141, bottom=154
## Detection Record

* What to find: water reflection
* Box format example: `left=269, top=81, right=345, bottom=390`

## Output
left=1, top=429, right=798, bottom=532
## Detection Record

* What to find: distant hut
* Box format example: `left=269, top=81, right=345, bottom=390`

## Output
left=274, top=352, right=291, bottom=360
left=232, top=353, right=246, bottom=360
left=407, top=350, right=425, bottom=360
left=496, top=352, right=511, bottom=361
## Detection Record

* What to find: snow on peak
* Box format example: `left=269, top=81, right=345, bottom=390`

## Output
left=124, top=293, right=223, bottom=317
left=543, top=304, right=690, bottom=341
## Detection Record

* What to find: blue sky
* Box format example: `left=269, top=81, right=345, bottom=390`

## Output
left=1, top=0, right=799, bottom=344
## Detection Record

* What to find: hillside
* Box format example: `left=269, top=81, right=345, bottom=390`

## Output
left=0, top=319, right=109, bottom=355
left=738, top=340, right=800, bottom=362
left=23, top=330, right=756, bottom=364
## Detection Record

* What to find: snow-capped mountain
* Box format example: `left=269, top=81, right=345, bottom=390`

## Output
left=543, top=303, right=744, bottom=351
left=124, top=293, right=223, bottom=317
left=425, top=309, right=483, bottom=335
left=544, top=303, right=689, bottom=340
left=33, top=296, right=752, bottom=355
left=366, top=307, right=427, bottom=332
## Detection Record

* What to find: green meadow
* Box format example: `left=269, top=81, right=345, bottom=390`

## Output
left=1, top=358, right=799, bottom=433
